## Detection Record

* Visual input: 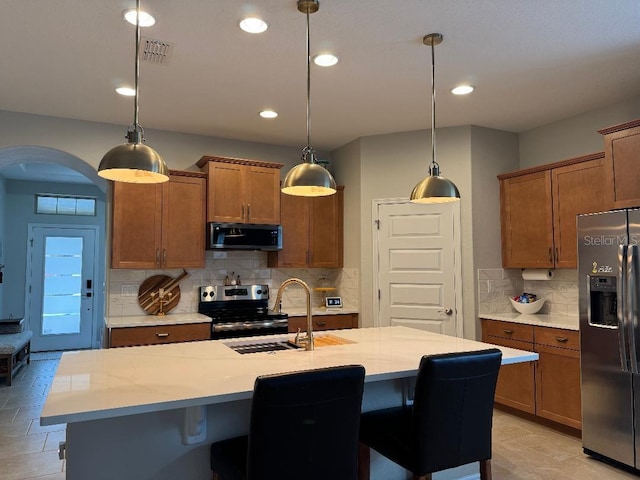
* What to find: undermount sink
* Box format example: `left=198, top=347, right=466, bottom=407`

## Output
left=223, top=338, right=301, bottom=355
left=223, top=333, right=355, bottom=354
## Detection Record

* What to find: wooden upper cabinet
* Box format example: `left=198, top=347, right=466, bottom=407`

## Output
left=111, top=182, right=163, bottom=269
left=310, top=190, right=344, bottom=268
left=162, top=174, right=206, bottom=269
left=552, top=157, right=606, bottom=268
left=499, top=153, right=606, bottom=269
left=111, top=171, right=206, bottom=269
left=197, top=155, right=283, bottom=225
left=268, top=187, right=344, bottom=268
left=600, top=120, right=640, bottom=209
left=500, top=171, right=554, bottom=268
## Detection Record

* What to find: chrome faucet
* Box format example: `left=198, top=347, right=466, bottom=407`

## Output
left=272, top=278, right=314, bottom=351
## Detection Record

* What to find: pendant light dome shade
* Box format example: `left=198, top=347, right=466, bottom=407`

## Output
left=98, top=0, right=168, bottom=184
left=411, top=163, right=460, bottom=203
left=410, top=33, right=460, bottom=203
left=98, top=129, right=169, bottom=184
left=282, top=148, right=336, bottom=196
left=282, top=0, right=336, bottom=197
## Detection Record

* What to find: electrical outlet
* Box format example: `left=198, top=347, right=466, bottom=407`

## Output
left=121, top=284, right=138, bottom=296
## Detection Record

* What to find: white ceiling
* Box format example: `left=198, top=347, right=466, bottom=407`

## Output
left=0, top=0, right=639, bottom=166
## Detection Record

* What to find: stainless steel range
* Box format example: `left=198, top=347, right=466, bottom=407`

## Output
left=198, top=284, right=288, bottom=339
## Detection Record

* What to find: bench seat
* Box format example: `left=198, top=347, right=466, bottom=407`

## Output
left=0, top=331, right=32, bottom=386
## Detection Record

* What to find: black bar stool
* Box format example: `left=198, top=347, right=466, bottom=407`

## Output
left=358, top=349, right=502, bottom=480
left=211, top=364, right=366, bottom=480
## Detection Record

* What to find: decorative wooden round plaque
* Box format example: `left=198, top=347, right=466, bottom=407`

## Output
left=138, top=275, right=181, bottom=315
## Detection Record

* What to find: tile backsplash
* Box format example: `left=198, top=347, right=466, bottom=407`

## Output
left=108, top=250, right=359, bottom=317
left=477, top=268, right=578, bottom=316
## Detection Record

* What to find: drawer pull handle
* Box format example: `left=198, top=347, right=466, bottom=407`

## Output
left=316, top=321, right=327, bottom=326
left=156, top=333, right=170, bottom=338
left=555, top=336, right=569, bottom=343
left=503, top=329, right=514, bottom=335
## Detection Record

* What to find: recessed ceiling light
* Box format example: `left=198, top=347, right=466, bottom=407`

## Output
left=313, top=53, right=339, bottom=67
left=260, top=110, right=278, bottom=119
left=122, top=9, right=156, bottom=27
left=239, top=17, right=268, bottom=34
left=116, top=87, right=136, bottom=97
left=451, top=85, right=475, bottom=95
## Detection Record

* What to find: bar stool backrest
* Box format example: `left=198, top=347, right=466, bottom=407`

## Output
left=412, top=348, right=503, bottom=474
left=247, top=364, right=366, bottom=480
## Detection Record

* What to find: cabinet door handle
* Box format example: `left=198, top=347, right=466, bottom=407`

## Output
left=555, top=247, right=559, bottom=264
left=247, top=204, right=251, bottom=220
left=163, top=249, right=167, bottom=266
left=155, top=249, right=160, bottom=266
left=241, top=204, right=245, bottom=221
left=155, top=333, right=170, bottom=338
left=503, top=329, right=514, bottom=335
left=316, top=320, right=327, bottom=327
left=548, top=247, right=553, bottom=263
left=555, top=336, right=569, bottom=343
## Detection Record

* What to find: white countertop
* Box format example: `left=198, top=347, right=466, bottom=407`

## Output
left=106, top=309, right=358, bottom=328
left=283, top=306, right=359, bottom=316
left=480, top=312, right=579, bottom=331
left=41, top=326, right=537, bottom=426
left=106, top=313, right=211, bottom=328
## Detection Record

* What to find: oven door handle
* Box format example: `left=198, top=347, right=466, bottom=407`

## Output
left=212, top=319, right=288, bottom=332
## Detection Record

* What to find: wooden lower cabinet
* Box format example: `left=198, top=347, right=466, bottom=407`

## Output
left=109, top=323, right=211, bottom=348
left=535, top=333, right=581, bottom=429
left=287, top=313, right=358, bottom=333
left=481, top=319, right=581, bottom=429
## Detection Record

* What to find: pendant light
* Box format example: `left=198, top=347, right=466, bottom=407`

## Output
left=98, top=0, right=169, bottom=184
left=410, top=33, right=460, bottom=203
left=281, top=0, right=336, bottom=197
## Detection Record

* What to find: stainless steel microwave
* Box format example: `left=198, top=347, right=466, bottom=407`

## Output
left=207, top=223, right=282, bottom=251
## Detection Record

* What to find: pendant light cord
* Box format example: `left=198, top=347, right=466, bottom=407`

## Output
left=429, top=39, right=438, bottom=175
left=305, top=8, right=312, bottom=158
left=133, top=0, right=141, bottom=128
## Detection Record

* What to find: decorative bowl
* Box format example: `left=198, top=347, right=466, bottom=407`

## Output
left=509, top=296, right=545, bottom=315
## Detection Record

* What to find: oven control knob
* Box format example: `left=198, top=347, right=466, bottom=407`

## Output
left=257, top=289, right=262, bottom=295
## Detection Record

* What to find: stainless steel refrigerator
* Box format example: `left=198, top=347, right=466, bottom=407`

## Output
left=578, top=209, right=640, bottom=469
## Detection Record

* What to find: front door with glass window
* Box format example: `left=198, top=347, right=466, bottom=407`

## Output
left=27, top=225, right=97, bottom=351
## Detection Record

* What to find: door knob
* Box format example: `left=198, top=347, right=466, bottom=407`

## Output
left=438, top=308, right=453, bottom=315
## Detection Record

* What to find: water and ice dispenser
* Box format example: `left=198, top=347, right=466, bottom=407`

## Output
left=589, top=276, right=617, bottom=327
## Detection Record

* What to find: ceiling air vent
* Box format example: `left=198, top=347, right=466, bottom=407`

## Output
left=141, top=37, right=173, bottom=65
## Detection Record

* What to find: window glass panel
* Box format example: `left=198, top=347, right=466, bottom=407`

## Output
left=36, top=196, right=58, bottom=214
left=36, top=195, right=96, bottom=216
left=56, top=197, right=76, bottom=215
left=41, top=237, right=83, bottom=336
left=75, top=198, right=96, bottom=216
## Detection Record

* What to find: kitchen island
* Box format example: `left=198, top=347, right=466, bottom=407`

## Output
left=42, top=326, right=537, bottom=480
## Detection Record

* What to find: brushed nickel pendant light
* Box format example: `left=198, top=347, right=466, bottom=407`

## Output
left=98, top=0, right=169, bottom=184
left=281, top=0, right=336, bottom=197
left=410, top=33, right=460, bottom=203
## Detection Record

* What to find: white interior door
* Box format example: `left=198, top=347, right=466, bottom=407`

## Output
left=373, top=200, right=462, bottom=337
left=27, top=225, right=97, bottom=351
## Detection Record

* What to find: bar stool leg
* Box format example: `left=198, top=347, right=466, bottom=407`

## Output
left=480, top=459, right=492, bottom=480
left=357, top=443, right=370, bottom=480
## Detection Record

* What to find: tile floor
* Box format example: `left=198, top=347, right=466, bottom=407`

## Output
left=1, top=354, right=639, bottom=480
left=0, top=352, right=65, bottom=480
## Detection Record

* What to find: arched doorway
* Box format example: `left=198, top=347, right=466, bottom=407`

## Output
left=0, top=146, right=107, bottom=350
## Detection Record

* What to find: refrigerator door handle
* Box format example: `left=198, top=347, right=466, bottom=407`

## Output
left=627, top=245, right=640, bottom=374
left=618, top=245, right=630, bottom=372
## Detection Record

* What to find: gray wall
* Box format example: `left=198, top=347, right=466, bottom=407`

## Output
left=3, top=180, right=106, bottom=332
left=332, top=125, right=518, bottom=340
left=331, top=138, right=361, bottom=270
left=0, top=110, right=331, bottom=174
left=0, top=176, right=5, bottom=316
left=519, top=95, right=640, bottom=168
